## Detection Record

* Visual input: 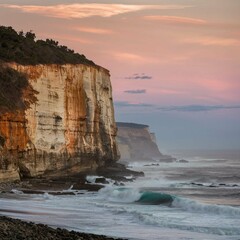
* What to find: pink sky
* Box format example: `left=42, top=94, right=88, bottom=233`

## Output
left=1, top=0, right=240, bottom=149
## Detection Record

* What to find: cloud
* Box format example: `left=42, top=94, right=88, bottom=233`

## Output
left=113, top=52, right=158, bottom=64
left=158, top=89, right=186, bottom=95
left=157, top=105, right=240, bottom=112
left=114, top=102, right=240, bottom=112
left=124, top=89, right=146, bottom=94
left=114, top=101, right=153, bottom=108
left=184, top=37, right=240, bottom=46
left=73, top=27, right=113, bottom=34
left=1, top=4, right=191, bottom=19
left=144, top=15, right=206, bottom=25
left=48, top=34, right=93, bottom=44
left=125, top=73, right=152, bottom=80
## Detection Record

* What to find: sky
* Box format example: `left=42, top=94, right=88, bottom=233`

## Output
left=0, top=0, right=240, bottom=151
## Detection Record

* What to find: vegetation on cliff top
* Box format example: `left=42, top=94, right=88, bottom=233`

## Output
left=0, top=26, right=95, bottom=65
left=0, top=25, right=95, bottom=113
left=0, top=65, right=38, bottom=114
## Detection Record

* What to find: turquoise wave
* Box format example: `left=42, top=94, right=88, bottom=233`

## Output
left=136, top=192, right=175, bottom=205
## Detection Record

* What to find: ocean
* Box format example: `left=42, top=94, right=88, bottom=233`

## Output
left=1, top=149, right=240, bottom=240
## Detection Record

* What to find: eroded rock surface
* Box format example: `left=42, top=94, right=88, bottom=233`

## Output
left=116, top=122, right=163, bottom=162
left=0, top=64, right=118, bottom=181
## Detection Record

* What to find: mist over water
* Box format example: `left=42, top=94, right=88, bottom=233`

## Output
left=1, top=149, right=240, bottom=240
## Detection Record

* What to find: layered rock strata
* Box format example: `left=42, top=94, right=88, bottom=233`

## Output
left=116, top=122, right=163, bottom=162
left=0, top=64, right=118, bottom=181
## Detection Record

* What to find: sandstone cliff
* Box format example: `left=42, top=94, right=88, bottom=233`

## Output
left=116, top=122, right=163, bottom=162
left=0, top=63, right=118, bottom=181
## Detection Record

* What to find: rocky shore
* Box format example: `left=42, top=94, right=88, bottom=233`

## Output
left=0, top=163, right=143, bottom=194
left=0, top=163, right=142, bottom=239
left=0, top=216, right=125, bottom=240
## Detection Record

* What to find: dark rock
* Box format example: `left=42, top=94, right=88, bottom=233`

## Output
left=0, top=135, right=5, bottom=147
left=178, top=159, right=189, bottom=163
left=209, top=184, right=217, bottom=188
left=72, top=183, right=104, bottom=191
left=191, top=182, right=204, bottom=186
left=97, top=163, right=144, bottom=181
left=95, top=177, right=109, bottom=184
left=144, top=163, right=159, bottom=167
left=0, top=163, right=143, bottom=194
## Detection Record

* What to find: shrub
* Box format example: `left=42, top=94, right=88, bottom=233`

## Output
left=0, top=64, right=38, bottom=113
left=0, top=26, right=95, bottom=66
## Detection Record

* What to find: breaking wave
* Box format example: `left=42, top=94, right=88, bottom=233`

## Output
left=99, top=187, right=240, bottom=216
left=97, top=186, right=240, bottom=236
left=172, top=197, right=240, bottom=217
left=137, top=191, right=174, bottom=205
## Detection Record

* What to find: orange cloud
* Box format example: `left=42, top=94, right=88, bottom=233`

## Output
left=144, top=15, right=206, bottom=25
left=184, top=37, right=240, bottom=46
left=74, top=27, right=113, bottom=34
left=113, top=52, right=158, bottom=64
left=47, top=34, right=93, bottom=44
left=1, top=4, right=191, bottom=19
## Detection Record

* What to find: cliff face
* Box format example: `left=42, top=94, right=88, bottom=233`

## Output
left=0, top=64, right=118, bottom=181
left=116, top=122, right=163, bottom=162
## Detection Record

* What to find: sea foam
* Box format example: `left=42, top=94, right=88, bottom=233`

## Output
left=172, top=197, right=240, bottom=217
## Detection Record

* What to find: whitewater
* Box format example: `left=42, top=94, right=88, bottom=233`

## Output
left=1, top=150, right=240, bottom=240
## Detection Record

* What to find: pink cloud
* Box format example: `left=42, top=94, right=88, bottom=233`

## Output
left=73, top=27, right=113, bottom=34
left=200, top=79, right=233, bottom=92
left=47, top=34, right=94, bottom=44
left=158, top=89, right=187, bottom=95
left=1, top=4, right=190, bottom=19
left=184, top=37, right=240, bottom=46
left=191, top=79, right=240, bottom=102
left=144, top=15, right=207, bottom=25
left=113, top=52, right=159, bottom=64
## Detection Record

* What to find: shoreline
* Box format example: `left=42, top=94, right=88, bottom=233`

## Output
left=0, top=216, right=126, bottom=240
left=0, top=163, right=144, bottom=194
left=0, top=163, right=142, bottom=239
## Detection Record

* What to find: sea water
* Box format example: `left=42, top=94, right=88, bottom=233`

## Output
left=0, top=150, right=240, bottom=240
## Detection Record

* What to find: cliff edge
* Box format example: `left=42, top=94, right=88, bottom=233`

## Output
left=116, top=122, right=163, bottom=162
left=0, top=27, right=118, bottom=181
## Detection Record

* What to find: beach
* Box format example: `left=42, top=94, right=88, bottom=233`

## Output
left=1, top=150, right=240, bottom=240
left=0, top=216, right=125, bottom=240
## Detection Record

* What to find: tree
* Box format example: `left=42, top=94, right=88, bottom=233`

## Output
left=25, top=31, right=36, bottom=41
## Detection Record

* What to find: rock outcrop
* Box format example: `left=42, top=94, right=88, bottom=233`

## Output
left=0, top=63, right=118, bottom=181
left=116, top=122, right=163, bottom=162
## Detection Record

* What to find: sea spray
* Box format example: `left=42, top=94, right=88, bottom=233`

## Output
left=86, top=175, right=114, bottom=185
left=11, top=189, right=24, bottom=194
left=2, top=151, right=240, bottom=240
left=172, top=197, right=240, bottom=217
left=99, top=187, right=175, bottom=205
left=99, top=186, right=142, bottom=203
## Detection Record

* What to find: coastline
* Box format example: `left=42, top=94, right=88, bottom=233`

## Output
left=0, top=163, right=144, bottom=193
left=0, top=163, right=142, bottom=239
left=0, top=216, right=126, bottom=240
